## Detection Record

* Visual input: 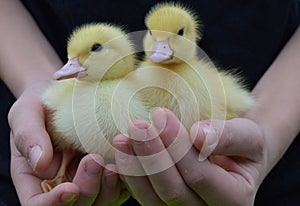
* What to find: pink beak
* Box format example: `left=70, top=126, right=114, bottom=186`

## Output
left=150, top=39, right=173, bottom=63
left=53, top=58, right=88, bottom=80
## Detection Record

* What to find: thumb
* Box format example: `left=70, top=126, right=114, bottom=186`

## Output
left=8, top=95, right=53, bottom=173
left=190, top=118, right=265, bottom=161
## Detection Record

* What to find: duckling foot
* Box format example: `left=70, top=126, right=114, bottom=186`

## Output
left=41, top=175, right=69, bottom=192
left=41, top=150, right=75, bottom=192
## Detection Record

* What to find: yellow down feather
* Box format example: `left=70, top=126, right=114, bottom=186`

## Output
left=42, top=23, right=148, bottom=161
left=135, top=2, right=255, bottom=129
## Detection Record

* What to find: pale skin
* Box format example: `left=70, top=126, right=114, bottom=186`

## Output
left=113, top=27, right=300, bottom=206
left=1, top=0, right=300, bottom=206
left=1, top=0, right=129, bottom=205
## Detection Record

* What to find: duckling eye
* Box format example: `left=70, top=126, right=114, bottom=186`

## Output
left=91, top=43, right=103, bottom=52
left=149, top=30, right=152, bottom=36
left=177, top=28, right=184, bottom=36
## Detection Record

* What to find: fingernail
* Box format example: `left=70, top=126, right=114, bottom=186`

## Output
left=128, top=120, right=148, bottom=140
left=113, top=134, right=130, bottom=150
left=85, top=159, right=102, bottom=176
left=128, top=121, right=158, bottom=142
left=152, top=108, right=167, bottom=133
left=113, top=135, right=133, bottom=160
left=61, top=193, right=78, bottom=205
left=198, top=125, right=219, bottom=161
left=28, top=145, right=42, bottom=171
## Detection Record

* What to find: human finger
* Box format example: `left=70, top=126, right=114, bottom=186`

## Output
left=152, top=108, right=259, bottom=205
left=8, top=95, right=53, bottom=173
left=30, top=183, right=80, bottom=206
left=72, top=154, right=103, bottom=205
left=10, top=137, right=80, bottom=206
left=94, top=164, right=130, bottom=206
left=190, top=118, right=265, bottom=161
left=128, top=120, right=206, bottom=206
left=113, top=134, right=164, bottom=206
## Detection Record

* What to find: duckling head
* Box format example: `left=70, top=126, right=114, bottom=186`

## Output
left=54, top=23, right=136, bottom=81
left=144, top=3, right=200, bottom=64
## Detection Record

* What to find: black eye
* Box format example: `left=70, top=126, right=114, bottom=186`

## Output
left=91, top=43, right=102, bottom=52
left=149, top=30, right=152, bottom=36
left=177, top=28, right=184, bottom=36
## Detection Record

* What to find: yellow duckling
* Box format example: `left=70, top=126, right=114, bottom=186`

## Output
left=41, top=23, right=148, bottom=192
left=135, top=2, right=255, bottom=129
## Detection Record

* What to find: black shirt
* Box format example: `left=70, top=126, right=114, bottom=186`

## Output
left=20, top=0, right=299, bottom=89
left=1, top=0, right=299, bottom=205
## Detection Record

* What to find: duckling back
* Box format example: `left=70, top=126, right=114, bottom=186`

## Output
left=136, top=58, right=234, bottom=129
left=217, top=71, right=255, bottom=119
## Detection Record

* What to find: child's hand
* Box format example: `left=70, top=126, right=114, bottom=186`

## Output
left=114, top=108, right=267, bottom=206
left=9, top=86, right=129, bottom=206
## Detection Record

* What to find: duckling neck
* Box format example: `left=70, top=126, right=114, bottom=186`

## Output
left=75, top=78, right=100, bottom=85
left=100, top=60, right=135, bottom=80
left=145, top=57, right=197, bottom=70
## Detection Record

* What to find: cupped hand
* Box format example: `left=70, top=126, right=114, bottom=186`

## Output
left=8, top=85, right=129, bottom=206
left=113, top=108, right=268, bottom=206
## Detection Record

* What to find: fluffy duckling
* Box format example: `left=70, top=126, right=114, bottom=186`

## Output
left=41, top=23, right=148, bottom=192
left=135, top=2, right=255, bottom=129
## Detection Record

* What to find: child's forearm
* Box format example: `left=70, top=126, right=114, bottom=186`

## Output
left=246, top=27, right=300, bottom=168
left=0, top=0, right=62, bottom=97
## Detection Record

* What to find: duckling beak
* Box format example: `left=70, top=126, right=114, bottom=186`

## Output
left=150, top=39, right=173, bottom=63
left=53, top=58, right=88, bottom=80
